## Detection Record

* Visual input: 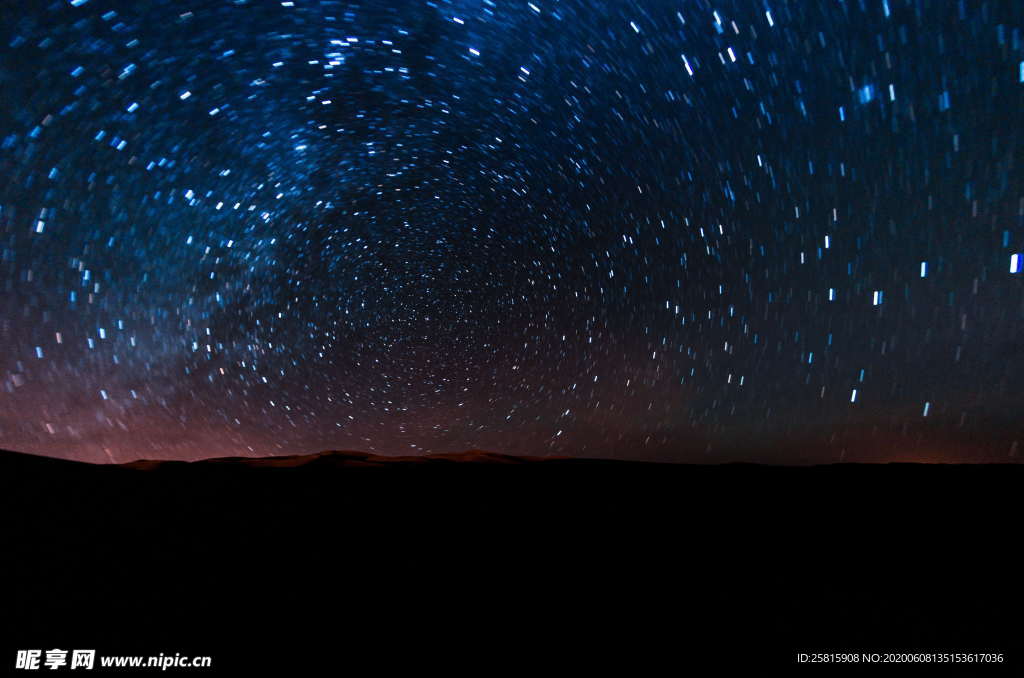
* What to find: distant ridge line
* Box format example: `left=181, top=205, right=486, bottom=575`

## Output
left=1, top=447, right=1020, bottom=468
left=124, top=449, right=564, bottom=469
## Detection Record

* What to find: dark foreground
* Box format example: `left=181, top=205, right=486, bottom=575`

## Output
left=3, top=450, right=1020, bottom=673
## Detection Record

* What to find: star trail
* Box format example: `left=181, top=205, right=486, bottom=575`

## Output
left=1, top=0, right=1022, bottom=463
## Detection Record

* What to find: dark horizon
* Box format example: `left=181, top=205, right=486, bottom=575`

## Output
left=3, top=416, right=1021, bottom=466
left=5, top=437, right=1020, bottom=673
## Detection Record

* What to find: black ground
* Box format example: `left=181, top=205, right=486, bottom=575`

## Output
left=3, top=450, right=1020, bottom=673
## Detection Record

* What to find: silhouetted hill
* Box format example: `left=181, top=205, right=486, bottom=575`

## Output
left=122, top=448, right=563, bottom=469
left=3, top=446, right=1020, bottom=672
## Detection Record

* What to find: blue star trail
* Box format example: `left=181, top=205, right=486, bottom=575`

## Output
left=1, top=0, right=1022, bottom=462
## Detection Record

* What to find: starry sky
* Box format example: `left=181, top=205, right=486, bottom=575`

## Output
left=1, top=0, right=1022, bottom=463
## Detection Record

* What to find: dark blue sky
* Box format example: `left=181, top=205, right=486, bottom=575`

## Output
left=1, top=0, right=1022, bottom=462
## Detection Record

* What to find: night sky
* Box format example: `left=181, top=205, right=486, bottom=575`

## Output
left=1, top=0, right=1022, bottom=463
